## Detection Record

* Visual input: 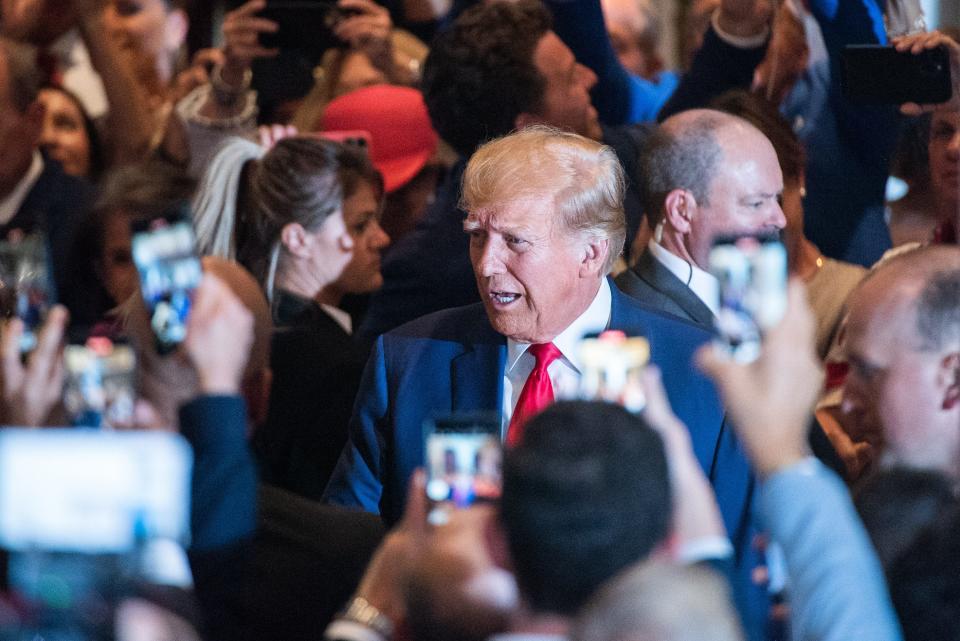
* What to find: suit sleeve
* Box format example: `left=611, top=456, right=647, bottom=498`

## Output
left=658, top=26, right=767, bottom=121
left=180, top=395, right=257, bottom=551
left=762, top=458, right=904, bottom=641
left=322, top=336, right=390, bottom=514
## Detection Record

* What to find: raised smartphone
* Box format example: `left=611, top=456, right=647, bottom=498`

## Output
left=708, top=234, right=788, bottom=363
left=841, top=44, right=952, bottom=105
left=131, top=206, right=202, bottom=356
left=423, top=413, right=502, bottom=525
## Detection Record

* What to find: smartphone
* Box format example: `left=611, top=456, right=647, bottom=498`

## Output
left=131, top=206, right=202, bottom=356
left=0, top=233, right=55, bottom=352
left=574, top=331, right=650, bottom=411
left=423, top=413, right=502, bottom=525
left=63, top=338, right=136, bottom=429
left=259, top=1, right=352, bottom=61
left=0, top=429, right=193, bottom=552
left=708, top=234, right=787, bottom=363
left=841, top=44, right=952, bottom=105
left=314, top=129, right=372, bottom=154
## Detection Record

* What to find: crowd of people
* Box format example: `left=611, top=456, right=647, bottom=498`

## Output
left=0, top=0, right=958, bottom=639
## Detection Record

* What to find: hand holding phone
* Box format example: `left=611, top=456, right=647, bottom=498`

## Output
left=423, top=414, right=502, bottom=525
left=131, top=206, right=203, bottom=356
left=184, top=273, right=254, bottom=396
left=223, top=0, right=280, bottom=73
left=708, top=233, right=788, bottom=363
left=841, top=43, right=953, bottom=106
left=257, top=1, right=351, bottom=62
left=891, top=30, right=960, bottom=114
left=0, top=305, right=68, bottom=427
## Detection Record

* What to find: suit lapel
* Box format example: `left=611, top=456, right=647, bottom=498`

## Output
left=450, top=309, right=506, bottom=414
left=635, top=250, right=715, bottom=327
left=609, top=284, right=724, bottom=478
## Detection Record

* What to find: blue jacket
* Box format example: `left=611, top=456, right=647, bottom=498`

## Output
left=326, top=284, right=767, bottom=635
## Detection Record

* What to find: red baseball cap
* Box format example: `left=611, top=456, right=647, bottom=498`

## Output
left=320, top=84, right=440, bottom=193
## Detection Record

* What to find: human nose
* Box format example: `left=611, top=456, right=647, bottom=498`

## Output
left=768, top=201, right=787, bottom=230
left=370, top=220, right=390, bottom=249
left=576, top=63, right=597, bottom=92
left=474, top=236, right=505, bottom=278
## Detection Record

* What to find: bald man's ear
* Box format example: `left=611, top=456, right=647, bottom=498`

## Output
left=663, top=189, right=697, bottom=235
left=579, top=237, right=610, bottom=277
left=940, top=352, right=960, bottom=411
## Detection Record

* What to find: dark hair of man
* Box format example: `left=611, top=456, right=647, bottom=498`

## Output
left=854, top=467, right=958, bottom=570
left=0, top=36, right=42, bottom=112
left=915, top=267, right=960, bottom=351
left=710, top=90, right=805, bottom=184
left=500, top=401, right=671, bottom=616
left=421, top=0, right=551, bottom=158
left=887, top=505, right=960, bottom=641
left=640, top=113, right=723, bottom=229
left=235, top=137, right=381, bottom=289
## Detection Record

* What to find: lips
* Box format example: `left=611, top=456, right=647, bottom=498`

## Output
left=489, top=290, right=520, bottom=306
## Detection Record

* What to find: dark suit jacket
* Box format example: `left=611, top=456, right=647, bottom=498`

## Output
left=326, top=283, right=768, bottom=635
left=615, top=249, right=715, bottom=329
left=327, top=282, right=751, bottom=540
left=2, top=156, right=92, bottom=317
left=182, top=396, right=383, bottom=641
left=616, top=252, right=846, bottom=480
left=254, top=292, right=368, bottom=501
left=358, top=127, right=651, bottom=343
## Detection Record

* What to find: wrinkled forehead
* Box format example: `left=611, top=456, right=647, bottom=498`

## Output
left=846, top=277, right=920, bottom=350
left=465, top=195, right=557, bottom=231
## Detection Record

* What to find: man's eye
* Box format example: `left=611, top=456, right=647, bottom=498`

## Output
left=505, top=235, right=526, bottom=246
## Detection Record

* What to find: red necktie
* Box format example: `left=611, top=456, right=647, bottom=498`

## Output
left=506, top=342, right=562, bottom=447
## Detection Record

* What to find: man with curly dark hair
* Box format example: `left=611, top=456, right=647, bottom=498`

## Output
left=359, top=0, right=645, bottom=342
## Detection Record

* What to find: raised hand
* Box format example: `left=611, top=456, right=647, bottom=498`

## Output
left=221, top=0, right=279, bottom=86
left=333, top=0, right=394, bottom=74
left=697, top=279, right=822, bottom=477
left=894, top=30, right=960, bottom=114
left=0, top=306, right=68, bottom=427
left=184, top=274, right=253, bottom=396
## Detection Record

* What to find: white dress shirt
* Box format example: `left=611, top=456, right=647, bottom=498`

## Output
left=320, top=304, right=353, bottom=335
left=501, top=279, right=612, bottom=436
left=0, top=152, right=43, bottom=226
left=648, top=240, right=720, bottom=316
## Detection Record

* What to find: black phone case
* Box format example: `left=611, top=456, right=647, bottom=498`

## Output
left=841, top=44, right=952, bottom=105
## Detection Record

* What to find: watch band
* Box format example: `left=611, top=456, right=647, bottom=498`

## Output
left=338, top=596, right=394, bottom=639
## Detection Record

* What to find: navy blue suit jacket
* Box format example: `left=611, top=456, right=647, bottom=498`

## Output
left=326, top=283, right=754, bottom=542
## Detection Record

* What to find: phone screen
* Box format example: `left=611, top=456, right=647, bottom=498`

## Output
left=708, top=234, right=787, bottom=363
left=0, top=233, right=55, bottom=352
left=424, top=414, right=502, bottom=525
left=131, top=210, right=202, bottom=355
left=63, top=339, right=136, bottom=429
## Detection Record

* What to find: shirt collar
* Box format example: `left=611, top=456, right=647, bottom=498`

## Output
left=320, top=304, right=353, bottom=334
left=505, top=279, right=612, bottom=374
left=648, top=239, right=720, bottom=315
left=0, top=151, right=44, bottom=226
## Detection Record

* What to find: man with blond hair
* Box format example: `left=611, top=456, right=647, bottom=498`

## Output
left=325, top=126, right=764, bottom=636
